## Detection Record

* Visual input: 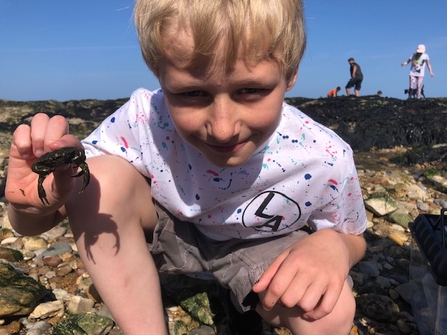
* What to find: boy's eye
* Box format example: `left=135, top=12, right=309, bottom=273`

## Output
left=183, top=90, right=206, bottom=97
left=240, top=88, right=259, bottom=94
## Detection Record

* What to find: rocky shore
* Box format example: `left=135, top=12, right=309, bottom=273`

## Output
left=1, top=96, right=447, bottom=334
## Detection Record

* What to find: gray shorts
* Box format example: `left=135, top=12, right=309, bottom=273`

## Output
left=148, top=202, right=311, bottom=312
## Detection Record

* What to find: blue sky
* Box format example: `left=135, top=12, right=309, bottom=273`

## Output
left=1, top=0, right=446, bottom=102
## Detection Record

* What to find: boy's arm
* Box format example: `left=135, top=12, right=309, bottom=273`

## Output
left=7, top=205, right=65, bottom=236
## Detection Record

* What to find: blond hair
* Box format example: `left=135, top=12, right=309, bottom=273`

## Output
left=134, top=0, right=306, bottom=80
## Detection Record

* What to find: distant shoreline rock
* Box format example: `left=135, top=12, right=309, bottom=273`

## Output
left=1, top=95, right=447, bottom=165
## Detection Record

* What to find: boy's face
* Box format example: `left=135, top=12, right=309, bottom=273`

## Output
left=158, top=31, right=297, bottom=168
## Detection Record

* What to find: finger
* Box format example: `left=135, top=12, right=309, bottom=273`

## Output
left=30, top=113, right=51, bottom=156
left=277, top=275, right=309, bottom=309
left=47, top=167, right=77, bottom=204
left=11, top=124, right=33, bottom=159
left=254, top=253, right=300, bottom=311
left=44, top=115, right=70, bottom=148
left=302, top=281, right=342, bottom=320
left=48, top=134, right=83, bottom=151
left=252, top=251, right=288, bottom=293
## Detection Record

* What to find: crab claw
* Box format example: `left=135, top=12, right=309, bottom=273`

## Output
left=72, top=162, right=90, bottom=193
left=37, top=176, right=49, bottom=205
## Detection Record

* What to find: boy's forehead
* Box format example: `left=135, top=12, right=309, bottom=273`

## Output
left=162, top=29, right=195, bottom=66
left=161, top=26, right=279, bottom=75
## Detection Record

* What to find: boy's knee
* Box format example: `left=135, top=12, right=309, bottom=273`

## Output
left=68, top=155, right=154, bottom=220
left=256, top=281, right=355, bottom=335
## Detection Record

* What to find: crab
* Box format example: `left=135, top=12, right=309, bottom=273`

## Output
left=31, top=147, right=90, bottom=205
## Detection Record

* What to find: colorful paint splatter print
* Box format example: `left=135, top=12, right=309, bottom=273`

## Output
left=82, top=88, right=367, bottom=241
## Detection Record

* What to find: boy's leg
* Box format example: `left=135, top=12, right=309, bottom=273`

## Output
left=256, top=279, right=355, bottom=335
left=65, top=155, right=167, bottom=335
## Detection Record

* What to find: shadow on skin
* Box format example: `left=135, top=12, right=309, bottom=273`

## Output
left=67, top=173, right=120, bottom=265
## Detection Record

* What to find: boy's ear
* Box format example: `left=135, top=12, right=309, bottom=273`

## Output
left=286, top=68, right=299, bottom=91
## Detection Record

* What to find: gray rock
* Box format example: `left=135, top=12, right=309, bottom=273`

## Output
left=41, top=242, right=72, bottom=257
left=358, top=260, right=381, bottom=278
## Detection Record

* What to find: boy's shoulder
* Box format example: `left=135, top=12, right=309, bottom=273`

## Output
left=130, top=87, right=165, bottom=104
left=279, top=102, right=353, bottom=152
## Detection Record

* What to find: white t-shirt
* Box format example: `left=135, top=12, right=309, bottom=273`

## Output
left=409, top=53, right=430, bottom=77
left=82, top=88, right=367, bottom=241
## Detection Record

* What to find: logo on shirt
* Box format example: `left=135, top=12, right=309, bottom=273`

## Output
left=242, top=191, right=301, bottom=232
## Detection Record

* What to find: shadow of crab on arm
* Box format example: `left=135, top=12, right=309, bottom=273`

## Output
left=82, top=213, right=120, bottom=264
left=66, top=173, right=120, bottom=265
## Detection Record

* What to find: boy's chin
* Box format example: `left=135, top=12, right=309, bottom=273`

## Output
left=202, top=153, right=251, bottom=168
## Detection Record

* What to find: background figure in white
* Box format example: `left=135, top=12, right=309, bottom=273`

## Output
left=401, top=44, right=434, bottom=99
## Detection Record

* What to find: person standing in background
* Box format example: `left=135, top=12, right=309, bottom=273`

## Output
left=401, top=44, right=434, bottom=99
left=345, top=58, right=363, bottom=97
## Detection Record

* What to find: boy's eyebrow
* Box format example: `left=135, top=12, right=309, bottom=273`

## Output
left=168, top=77, right=277, bottom=90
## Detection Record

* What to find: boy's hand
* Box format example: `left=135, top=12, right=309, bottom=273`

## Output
left=6, top=113, right=82, bottom=213
left=252, top=229, right=350, bottom=321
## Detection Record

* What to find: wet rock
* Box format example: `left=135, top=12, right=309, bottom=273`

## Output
left=52, top=314, right=115, bottom=335
left=0, top=247, right=23, bottom=262
left=0, top=262, right=47, bottom=317
left=387, top=209, right=413, bottom=229
left=364, top=191, right=399, bottom=216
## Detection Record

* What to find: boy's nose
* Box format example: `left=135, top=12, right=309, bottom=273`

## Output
left=207, top=98, right=240, bottom=143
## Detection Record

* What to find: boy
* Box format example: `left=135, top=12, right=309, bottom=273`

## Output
left=327, top=86, right=341, bottom=97
left=5, top=0, right=367, bottom=334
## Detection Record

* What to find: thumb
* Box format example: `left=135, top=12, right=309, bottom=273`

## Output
left=46, top=166, right=78, bottom=203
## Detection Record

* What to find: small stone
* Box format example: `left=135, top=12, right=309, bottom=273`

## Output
left=29, top=300, right=64, bottom=320
left=43, top=256, right=63, bottom=267
left=358, top=261, right=380, bottom=278
left=0, top=237, right=18, bottom=245
left=66, top=296, right=94, bottom=315
left=388, top=233, right=405, bottom=246
left=396, top=318, right=413, bottom=334
left=55, top=263, right=73, bottom=277
left=22, top=236, right=48, bottom=251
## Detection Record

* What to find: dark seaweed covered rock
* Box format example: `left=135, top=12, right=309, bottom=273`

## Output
left=286, top=95, right=447, bottom=153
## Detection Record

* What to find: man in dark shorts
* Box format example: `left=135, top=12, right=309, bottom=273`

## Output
left=345, top=57, right=363, bottom=96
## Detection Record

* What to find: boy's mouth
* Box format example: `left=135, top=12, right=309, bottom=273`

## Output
left=206, top=142, right=246, bottom=153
